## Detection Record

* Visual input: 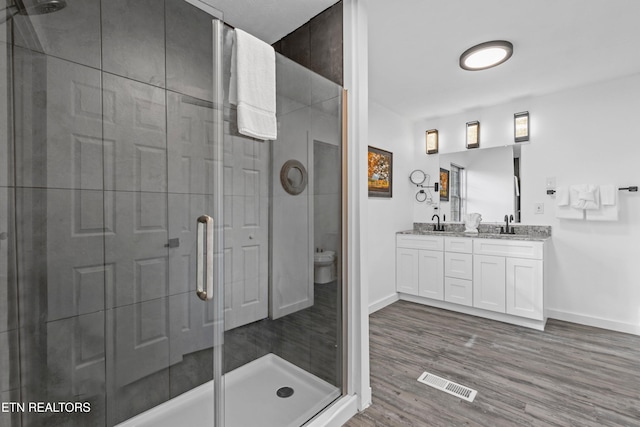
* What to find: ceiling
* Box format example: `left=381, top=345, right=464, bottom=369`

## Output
left=215, top=0, right=640, bottom=123
left=368, top=0, right=640, bottom=121
left=210, top=0, right=338, bottom=44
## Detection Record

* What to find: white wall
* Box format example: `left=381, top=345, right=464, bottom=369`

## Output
left=271, top=104, right=314, bottom=318
left=521, top=74, right=640, bottom=334
left=344, top=0, right=371, bottom=411
left=413, top=73, right=640, bottom=334
left=367, top=102, right=422, bottom=311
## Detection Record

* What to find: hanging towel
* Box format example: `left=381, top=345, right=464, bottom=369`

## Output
left=555, top=185, right=581, bottom=219
left=555, top=186, right=570, bottom=206
left=230, top=28, right=277, bottom=140
left=570, top=184, right=600, bottom=210
left=555, top=186, right=582, bottom=218
left=586, top=185, right=618, bottom=221
left=599, top=184, right=617, bottom=206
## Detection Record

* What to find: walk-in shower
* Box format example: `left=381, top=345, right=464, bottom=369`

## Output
left=0, top=0, right=346, bottom=426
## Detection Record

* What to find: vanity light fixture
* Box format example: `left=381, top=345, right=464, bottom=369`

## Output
left=514, top=111, right=529, bottom=142
left=466, top=121, right=480, bottom=149
left=426, top=129, right=438, bottom=154
left=459, top=40, right=513, bottom=71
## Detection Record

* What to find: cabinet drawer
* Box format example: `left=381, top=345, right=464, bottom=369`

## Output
left=444, top=237, right=473, bottom=253
left=445, top=277, right=473, bottom=307
left=397, top=234, right=444, bottom=251
left=444, top=252, right=473, bottom=280
left=473, top=239, right=543, bottom=260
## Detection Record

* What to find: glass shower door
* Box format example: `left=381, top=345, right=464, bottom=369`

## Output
left=219, top=35, right=345, bottom=426
left=103, top=1, right=225, bottom=425
left=3, top=0, right=225, bottom=426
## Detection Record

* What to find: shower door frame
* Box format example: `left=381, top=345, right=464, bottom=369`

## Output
left=207, top=10, right=226, bottom=427
left=182, top=2, right=225, bottom=426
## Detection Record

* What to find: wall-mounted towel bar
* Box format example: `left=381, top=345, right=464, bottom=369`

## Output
left=548, top=186, right=637, bottom=195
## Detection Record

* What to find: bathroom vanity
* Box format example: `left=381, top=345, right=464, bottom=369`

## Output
left=396, top=226, right=550, bottom=330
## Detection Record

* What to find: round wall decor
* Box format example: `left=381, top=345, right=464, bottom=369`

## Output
left=280, top=159, right=308, bottom=195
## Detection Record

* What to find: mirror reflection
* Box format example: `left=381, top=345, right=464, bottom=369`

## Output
left=438, top=146, right=520, bottom=223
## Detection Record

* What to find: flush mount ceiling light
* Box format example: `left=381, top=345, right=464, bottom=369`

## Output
left=460, top=40, right=513, bottom=71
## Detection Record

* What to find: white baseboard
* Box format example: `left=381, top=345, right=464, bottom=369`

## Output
left=546, top=308, right=640, bottom=336
left=369, top=293, right=399, bottom=314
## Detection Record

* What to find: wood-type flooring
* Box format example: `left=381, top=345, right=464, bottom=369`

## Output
left=344, top=300, right=640, bottom=426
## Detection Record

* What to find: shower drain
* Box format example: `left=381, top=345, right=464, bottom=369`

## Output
left=276, top=386, right=294, bottom=398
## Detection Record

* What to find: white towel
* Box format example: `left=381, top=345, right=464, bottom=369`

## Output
left=586, top=185, right=618, bottom=221
left=555, top=186, right=582, bottom=218
left=556, top=205, right=584, bottom=219
left=555, top=186, right=570, bottom=206
left=570, top=184, right=600, bottom=210
left=599, top=184, right=617, bottom=205
left=586, top=205, right=618, bottom=221
left=230, top=29, right=277, bottom=140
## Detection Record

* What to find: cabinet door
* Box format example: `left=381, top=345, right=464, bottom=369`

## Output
left=396, top=248, right=419, bottom=295
left=418, top=249, right=444, bottom=300
left=473, top=255, right=506, bottom=313
left=506, top=258, right=543, bottom=320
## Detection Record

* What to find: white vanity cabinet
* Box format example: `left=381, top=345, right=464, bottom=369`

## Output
left=473, top=239, right=544, bottom=320
left=396, top=232, right=547, bottom=329
left=396, top=235, right=444, bottom=300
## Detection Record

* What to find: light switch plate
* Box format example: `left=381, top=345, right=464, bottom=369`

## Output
left=534, top=203, right=544, bottom=214
left=546, top=177, right=556, bottom=189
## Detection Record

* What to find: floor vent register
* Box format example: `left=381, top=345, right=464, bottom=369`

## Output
left=417, top=371, right=477, bottom=403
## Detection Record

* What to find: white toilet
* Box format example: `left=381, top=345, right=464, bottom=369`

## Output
left=314, top=250, right=336, bottom=284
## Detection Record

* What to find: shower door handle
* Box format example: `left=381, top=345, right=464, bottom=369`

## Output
left=196, top=215, right=214, bottom=301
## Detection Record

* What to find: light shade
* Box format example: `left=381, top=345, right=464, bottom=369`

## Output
left=514, top=111, right=529, bottom=142
left=466, top=121, right=479, bottom=149
left=460, top=41, right=513, bottom=71
left=426, top=129, right=438, bottom=154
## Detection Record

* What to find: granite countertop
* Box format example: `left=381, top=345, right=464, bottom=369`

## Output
left=398, top=223, right=552, bottom=241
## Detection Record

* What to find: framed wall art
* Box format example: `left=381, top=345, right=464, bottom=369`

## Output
left=439, top=168, right=450, bottom=201
left=368, top=146, right=393, bottom=198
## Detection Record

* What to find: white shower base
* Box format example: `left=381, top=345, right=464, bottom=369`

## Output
left=117, top=353, right=341, bottom=427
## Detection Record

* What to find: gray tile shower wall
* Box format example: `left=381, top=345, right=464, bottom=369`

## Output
left=101, top=0, right=166, bottom=87
left=273, top=1, right=343, bottom=86
left=12, top=0, right=102, bottom=68
left=224, top=280, right=341, bottom=387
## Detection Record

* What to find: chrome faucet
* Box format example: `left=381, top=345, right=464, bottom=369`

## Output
left=501, top=214, right=515, bottom=234
left=432, top=214, right=444, bottom=231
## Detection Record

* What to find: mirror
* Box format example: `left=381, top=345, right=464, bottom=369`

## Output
left=280, top=159, right=308, bottom=195
left=438, top=146, right=519, bottom=223
left=409, top=169, right=427, bottom=185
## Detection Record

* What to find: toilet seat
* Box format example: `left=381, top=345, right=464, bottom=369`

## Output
left=314, top=250, right=335, bottom=263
